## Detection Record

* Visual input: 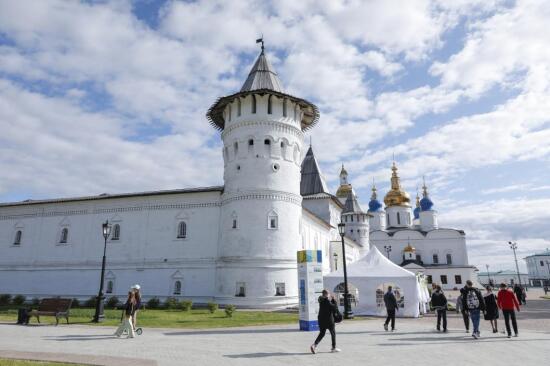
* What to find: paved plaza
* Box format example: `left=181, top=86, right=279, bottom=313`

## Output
left=1, top=297, right=549, bottom=366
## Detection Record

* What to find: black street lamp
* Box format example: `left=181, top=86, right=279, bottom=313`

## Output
left=508, top=241, right=522, bottom=288
left=384, top=245, right=392, bottom=259
left=333, top=252, right=338, bottom=271
left=486, top=264, right=492, bottom=287
left=93, top=220, right=111, bottom=323
left=338, top=222, right=353, bottom=320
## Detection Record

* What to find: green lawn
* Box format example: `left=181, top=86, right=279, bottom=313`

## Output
left=0, top=307, right=298, bottom=329
left=0, top=359, right=87, bottom=366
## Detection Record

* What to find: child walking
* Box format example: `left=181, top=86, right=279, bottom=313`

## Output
left=114, top=291, right=136, bottom=338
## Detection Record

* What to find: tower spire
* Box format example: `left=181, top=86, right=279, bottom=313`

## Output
left=422, top=175, right=429, bottom=198
left=371, top=179, right=378, bottom=200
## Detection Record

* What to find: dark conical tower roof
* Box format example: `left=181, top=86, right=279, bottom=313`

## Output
left=300, top=146, right=329, bottom=196
left=343, top=190, right=364, bottom=214
left=240, top=51, right=284, bottom=92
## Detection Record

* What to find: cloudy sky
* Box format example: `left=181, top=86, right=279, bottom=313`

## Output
left=1, top=0, right=549, bottom=272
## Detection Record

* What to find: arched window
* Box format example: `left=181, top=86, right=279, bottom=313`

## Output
left=106, top=280, right=114, bottom=294
left=248, top=139, right=254, bottom=154
left=59, top=228, right=68, bottom=243
left=397, top=212, right=401, bottom=225
left=234, top=142, right=239, bottom=157
left=174, top=280, right=182, bottom=295
left=237, top=99, right=241, bottom=116
left=251, top=95, right=257, bottom=114
left=282, top=98, right=287, bottom=117
left=446, top=253, right=452, bottom=265
left=177, top=221, right=187, bottom=239
left=13, top=230, right=22, bottom=245
left=433, top=254, right=439, bottom=264
left=268, top=211, right=278, bottom=230
left=232, top=212, right=238, bottom=229
left=227, top=104, right=232, bottom=122
left=267, top=95, right=273, bottom=114
left=294, top=104, right=298, bottom=121
left=112, top=224, right=120, bottom=240
left=264, top=139, right=271, bottom=156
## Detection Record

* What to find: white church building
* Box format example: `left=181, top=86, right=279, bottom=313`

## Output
left=0, top=46, right=475, bottom=307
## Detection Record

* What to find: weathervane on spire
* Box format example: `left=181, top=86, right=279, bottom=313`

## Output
left=256, top=36, right=264, bottom=53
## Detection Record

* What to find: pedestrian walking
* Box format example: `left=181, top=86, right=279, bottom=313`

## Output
left=114, top=291, right=136, bottom=339
left=497, top=283, right=520, bottom=338
left=310, top=289, right=340, bottom=354
left=483, top=286, right=499, bottom=333
left=513, top=285, right=523, bottom=305
left=462, top=280, right=485, bottom=339
left=131, top=284, right=141, bottom=329
left=544, top=285, right=548, bottom=295
left=456, top=289, right=470, bottom=333
left=430, top=285, right=447, bottom=332
left=383, top=286, right=398, bottom=331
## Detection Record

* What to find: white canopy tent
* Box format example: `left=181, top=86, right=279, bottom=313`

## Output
left=324, top=246, right=422, bottom=317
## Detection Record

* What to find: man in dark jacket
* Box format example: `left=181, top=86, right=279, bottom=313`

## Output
left=462, top=280, right=486, bottom=339
left=431, top=285, right=448, bottom=332
left=456, top=289, right=470, bottom=333
left=311, top=289, right=340, bottom=353
left=383, top=286, right=398, bottom=331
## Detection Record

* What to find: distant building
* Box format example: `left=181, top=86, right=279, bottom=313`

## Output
left=477, top=270, right=529, bottom=287
left=338, top=163, right=478, bottom=290
left=525, top=249, right=550, bottom=287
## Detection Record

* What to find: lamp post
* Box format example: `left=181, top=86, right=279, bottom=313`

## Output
left=384, top=245, right=392, bottom=259
left=93, top=220, right=111, bottom=323
left=338, top=222, right=353, bottom=319
left=546, top=260, right=550, bottom=287
left=508, top=241, right=522, bottom=288
left=333, top=252, right=338, bottom=271
left=485, top=264, right=491, bottom=287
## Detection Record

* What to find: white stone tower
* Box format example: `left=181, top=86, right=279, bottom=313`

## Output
left=206, top=42, right=319, bottom=307
left=419, top=178, right=438, bottom=231
left=341, top=191, right=370, bottom=255
left=368, top=181, right=386, bottom=232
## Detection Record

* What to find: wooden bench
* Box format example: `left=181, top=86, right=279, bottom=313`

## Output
left=28, top=298, right=72, bottom=325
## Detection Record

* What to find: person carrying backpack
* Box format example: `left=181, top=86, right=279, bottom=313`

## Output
left=461, top=280, right=485, bottom=339
left=383, top=286, right=398, bottom=331
left=430, top=285, right=447, bottom=332
left=310, top=289, right=340, bottom=354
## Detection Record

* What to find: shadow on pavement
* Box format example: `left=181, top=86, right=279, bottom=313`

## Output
left=43, top=334, right=116, bottom=341
left=224, top=352, right=311, bottom=358
left=164, top=328, right=297, bottom=336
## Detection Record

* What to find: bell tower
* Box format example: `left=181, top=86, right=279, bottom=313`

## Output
left=206, top=41, right=319, bottom=307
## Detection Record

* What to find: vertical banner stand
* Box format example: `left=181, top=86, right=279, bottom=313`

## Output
left=297, top=250, right=323, bottom=331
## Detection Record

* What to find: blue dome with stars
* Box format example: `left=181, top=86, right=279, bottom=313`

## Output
left=369, top=198, right=383, bottom=212
left=420, top=196, right=433, bottom=211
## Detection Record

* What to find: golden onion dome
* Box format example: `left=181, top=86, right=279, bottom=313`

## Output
left=336, top=184, right=353, bottom=198
left=403, top=244, right=415, bottom=252
left=383, top=162, right=411, bottom=207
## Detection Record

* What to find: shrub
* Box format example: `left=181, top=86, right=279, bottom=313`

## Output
left=147, top=297, right=160, bottom=309
left=106, top=296, right=119, bottom=309
left=225, top=304, right=236, bottom=317
left=0, top=294, right=12, bottom=306
left=207, top=302, right=218, bottom=314
left=32, top=298, right=40, bottom=306
left=180, top=300, right=193, bottom=312
left=84, top=296, right=97, bottom=308
left=164, top=297, right=179, bottom=309
left=12, top=295, right=26, bottom=306
left=71, top=298, right=80, bottom=308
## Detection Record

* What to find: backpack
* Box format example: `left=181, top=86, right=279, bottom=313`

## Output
left=333, top=308, right=343, bottom=323
left=466, top=290, right=480, bottom=310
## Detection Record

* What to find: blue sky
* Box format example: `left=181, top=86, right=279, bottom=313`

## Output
left=1, top=0, right=550, bottom=271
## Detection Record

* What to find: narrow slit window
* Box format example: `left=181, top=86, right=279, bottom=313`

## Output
left=267, top=95, right=272, bottom=114
left=237, top=99, right=241, bottom=116
left=282, top=98, right=287, bottom=117
left=13, top=230, right=22, bottom=245
left=251, top=95, right=256, bottom=114
left=177, top=221, right=187, bottom=238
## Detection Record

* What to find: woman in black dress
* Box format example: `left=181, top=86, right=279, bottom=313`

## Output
left=484, top=286, right=499, bottom=333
